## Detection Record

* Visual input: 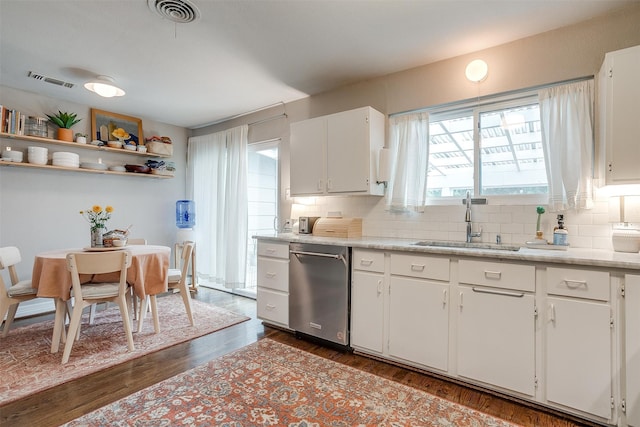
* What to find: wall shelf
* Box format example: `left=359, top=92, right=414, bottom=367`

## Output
left=0, top=160, right=173, bottom=179
left=0, top=132, right=172, bottom=158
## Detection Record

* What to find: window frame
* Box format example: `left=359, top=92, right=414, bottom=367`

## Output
left=423, top=90, right=548, bottom=206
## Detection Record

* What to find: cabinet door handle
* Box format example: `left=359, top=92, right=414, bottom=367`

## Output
left=411, top=263, right=425, bottom=272
left=484, top=270, right=502, bottom=280
left=318, top=179, right=323, bottom=191
left=459, top=291, right=464, bottom=308
left=472, top=287, right=524, bottom=298
left=327, top=179, right=332, bottom=190
left=549, top=303, right=556, bottom=323
left=377, top=279, right=383, bottom=295
left=442, top=289, right=448, bottom=306
left=563, top=279, right=587, bottom=289
left=360, top=259, right=374, bottom=266
left=265, top=272, right=276, bottom=278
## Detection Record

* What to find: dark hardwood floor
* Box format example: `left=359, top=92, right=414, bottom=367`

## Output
left=1, top=287, right=597, bottom=427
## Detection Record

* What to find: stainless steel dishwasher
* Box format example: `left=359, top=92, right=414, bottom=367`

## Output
left=289, top=242, right=350, bottom=347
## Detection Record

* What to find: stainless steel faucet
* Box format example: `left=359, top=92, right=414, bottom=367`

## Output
left=465, top=190, right=482, bottom=243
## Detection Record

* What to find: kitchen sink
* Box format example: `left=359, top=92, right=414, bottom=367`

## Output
left=413, top=240, right=521, bottom=251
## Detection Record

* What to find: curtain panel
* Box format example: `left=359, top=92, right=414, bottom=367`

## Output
left=539, top=80, right=594, bottom=212
left=187, top=125, right=249, bottom=288
left=386, top=112, right=430, bottom=212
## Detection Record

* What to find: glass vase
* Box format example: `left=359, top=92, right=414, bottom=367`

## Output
left=91, top=228, right=105, bottom=247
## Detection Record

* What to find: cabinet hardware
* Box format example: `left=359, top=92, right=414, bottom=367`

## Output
left=265, top=304, right=276, bottom=310
left=459, top=291, right=464, bottom=308
left=377, top=279, right=383, bottom=296
left=442, top=289, right=447, bottom=306
left=620, top=284, right=625, bottom=297
left=266, top=248, right=276, bottom=254
left=610, top=317, right=614, bottom=329
left=608, top=67, right=613, bottom=78
left=484, top=270, right=502, bottom=280
left=563, top=279, right=587, bottom=289
left=549, top=303, right=556, bottom=323
left=265, top=272, right=276, bottom=278
left=360, top=259, right=374, bottom=266
left=472, top=287, right=524, bottom=298
left=411, top=263, right=425, bottom=271
left=622, top=399, right=626, bottom=413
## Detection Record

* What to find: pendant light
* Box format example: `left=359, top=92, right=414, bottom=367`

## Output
left=465, top=60, right=489, bottom=83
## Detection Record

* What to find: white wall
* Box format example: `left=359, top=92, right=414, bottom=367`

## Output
left=193, top=3, right=640, bottom=251
left=0, top=86, right=188, bottom=316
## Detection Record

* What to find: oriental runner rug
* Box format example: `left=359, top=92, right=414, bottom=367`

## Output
left=0, top=294, right=249, bottom=405
left=65, top=338, right=521, bottom=427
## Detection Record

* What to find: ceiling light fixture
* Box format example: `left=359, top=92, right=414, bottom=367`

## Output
left=465, top=59, right=489, bottom=83
left=84, top=76, right=125, bottom=98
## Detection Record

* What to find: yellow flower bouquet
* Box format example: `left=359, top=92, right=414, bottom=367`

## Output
left=80, top=205, right=113, bottom=231
left=112, top=128, right=130, bottom=141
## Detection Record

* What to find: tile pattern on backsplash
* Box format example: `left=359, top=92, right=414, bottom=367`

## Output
left=290, top=195, right=617, bottom=250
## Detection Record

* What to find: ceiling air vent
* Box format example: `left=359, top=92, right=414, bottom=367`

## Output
left=27, top=71, right=74, bottom=89
left=148, top=0, right=201, bottom=24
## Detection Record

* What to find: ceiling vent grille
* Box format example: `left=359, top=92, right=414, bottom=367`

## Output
left=27, top=71, right=74, bottom=89
left=148, top=0, right=201, bottom=24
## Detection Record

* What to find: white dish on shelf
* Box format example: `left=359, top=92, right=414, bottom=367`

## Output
left=80, top=162, right=108, bottom=171
left=123, top=144, right=137, bottom=151
left=52, top=159, right=80, bottom=168
left=108, top=165, right=126, bottom=172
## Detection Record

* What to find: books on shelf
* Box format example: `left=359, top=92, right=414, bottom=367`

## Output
left=0, top=105, right=27, bottom=136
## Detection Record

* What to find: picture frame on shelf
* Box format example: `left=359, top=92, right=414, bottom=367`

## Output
left=90, top=108, right=143, bottom=145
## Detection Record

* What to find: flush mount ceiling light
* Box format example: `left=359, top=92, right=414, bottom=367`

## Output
left=465, top=59, right=489, bottom=83
left=84, top=76, right=125, bottom=98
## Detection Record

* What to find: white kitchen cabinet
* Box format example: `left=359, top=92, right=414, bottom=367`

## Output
left=388, top=276, right=449, bottom=371
left=289, top=106, right=385, bottom=196
left=545, top=267, right=612, bottom=420
left=600, top=44, right=640, bottom=185
left=457, top=259, right=536, bottom=396
left=256, top=241, right=290, bottom=328
left=625, top=274, right=640, bottom=427
left=388, top=253, right=450, bottom=372
left=351, top=270, right=385, bottom=354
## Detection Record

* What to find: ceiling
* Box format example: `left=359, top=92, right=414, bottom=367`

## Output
left=0, top=0, right=634, bottom=129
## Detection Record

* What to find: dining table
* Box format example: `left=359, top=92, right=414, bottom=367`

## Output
left=31, top=244, right=171, bottom=353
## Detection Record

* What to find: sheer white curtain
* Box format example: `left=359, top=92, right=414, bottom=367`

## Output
left=386, top=112, right=430, bottom=212
left=539, top=80, right=594, bottom=211
left=187, top=125, right=248, bottom=288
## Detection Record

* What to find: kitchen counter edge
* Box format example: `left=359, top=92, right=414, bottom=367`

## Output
left=253, top=233, right=640, bottom=271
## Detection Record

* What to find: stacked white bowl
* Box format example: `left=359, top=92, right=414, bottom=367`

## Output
left=27, top=146, right=48, bottom=165
left=1, top=149, right=23, bottom=162
left=52, top=152, right=80, bottom=168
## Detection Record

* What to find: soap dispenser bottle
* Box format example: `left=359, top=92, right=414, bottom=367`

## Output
left=553, top=214, right=568, bottom=246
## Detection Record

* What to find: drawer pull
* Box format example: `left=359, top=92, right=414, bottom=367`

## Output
left=266, top=248, right=276, bottom=254
left=563, top=279, right=587, bottom=289
left=472, top=287, right=524, bottom=298
left=484, top=270, right=502, bottom=280
left=411, top=264, right=425, bottom=272
left=265, top=272, right=277, bottom=278
left=360, top=259, right=374, bottom=266
left=266, top=304, right=276, bottom=310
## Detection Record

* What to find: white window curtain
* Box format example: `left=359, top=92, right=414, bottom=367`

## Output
left=539, top=80, right=594, bottom=211
left=187, top=125, right=249, bottom=288
left=386, top=112, right=430, bottom=212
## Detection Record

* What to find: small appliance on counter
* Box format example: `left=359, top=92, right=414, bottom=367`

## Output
left=298, top=216, right=320, bottom=234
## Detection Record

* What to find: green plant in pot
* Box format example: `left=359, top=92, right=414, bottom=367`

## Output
left=46, top=111, right=81, bottom=142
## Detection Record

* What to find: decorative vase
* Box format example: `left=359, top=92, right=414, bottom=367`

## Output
left=91, top=228, right=105, bottom=247
left=57, top=128, right=73, bottom=142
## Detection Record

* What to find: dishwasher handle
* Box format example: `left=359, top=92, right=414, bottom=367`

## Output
left=290, top=249, right=347, bottom=267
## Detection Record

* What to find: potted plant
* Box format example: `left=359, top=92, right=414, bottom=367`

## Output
left=46, top=111, right=81, bottom=142
left=75, top=132, right=88, bottom=144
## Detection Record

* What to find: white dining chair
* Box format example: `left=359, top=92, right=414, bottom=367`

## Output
left=137, top=241, right=195, bottom=332
left=0, top=246, right=39, bottom=337
left=60, top=251, right=134, bottom=364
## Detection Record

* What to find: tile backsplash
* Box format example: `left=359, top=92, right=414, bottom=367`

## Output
left=291, top=195, right=615, bottom=250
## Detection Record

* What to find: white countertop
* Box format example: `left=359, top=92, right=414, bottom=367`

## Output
left=254, top=233, right=640, bottom=271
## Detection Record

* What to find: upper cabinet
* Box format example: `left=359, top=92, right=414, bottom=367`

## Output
left=600, top=44, right=640, bottom=185
left=290, top=106, right=385, bottom=196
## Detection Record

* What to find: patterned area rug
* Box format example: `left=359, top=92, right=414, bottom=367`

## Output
left=65, top=339, right=521, bottom=427
left=0, top=294, right=249, bottom=405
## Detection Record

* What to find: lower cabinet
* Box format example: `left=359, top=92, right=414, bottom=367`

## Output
left=388, top=275, right=449, bottom=371
left=457, top=284, right=536, bottom=396
left=351, top=270, right=384, bottom=354
left=626, top=275, right=640, bottom=427
left=256, top=241, right=289, bottom=328
left=545, top=296, right=612, bottom=419
left=545, top=267, right=612, bottom=420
